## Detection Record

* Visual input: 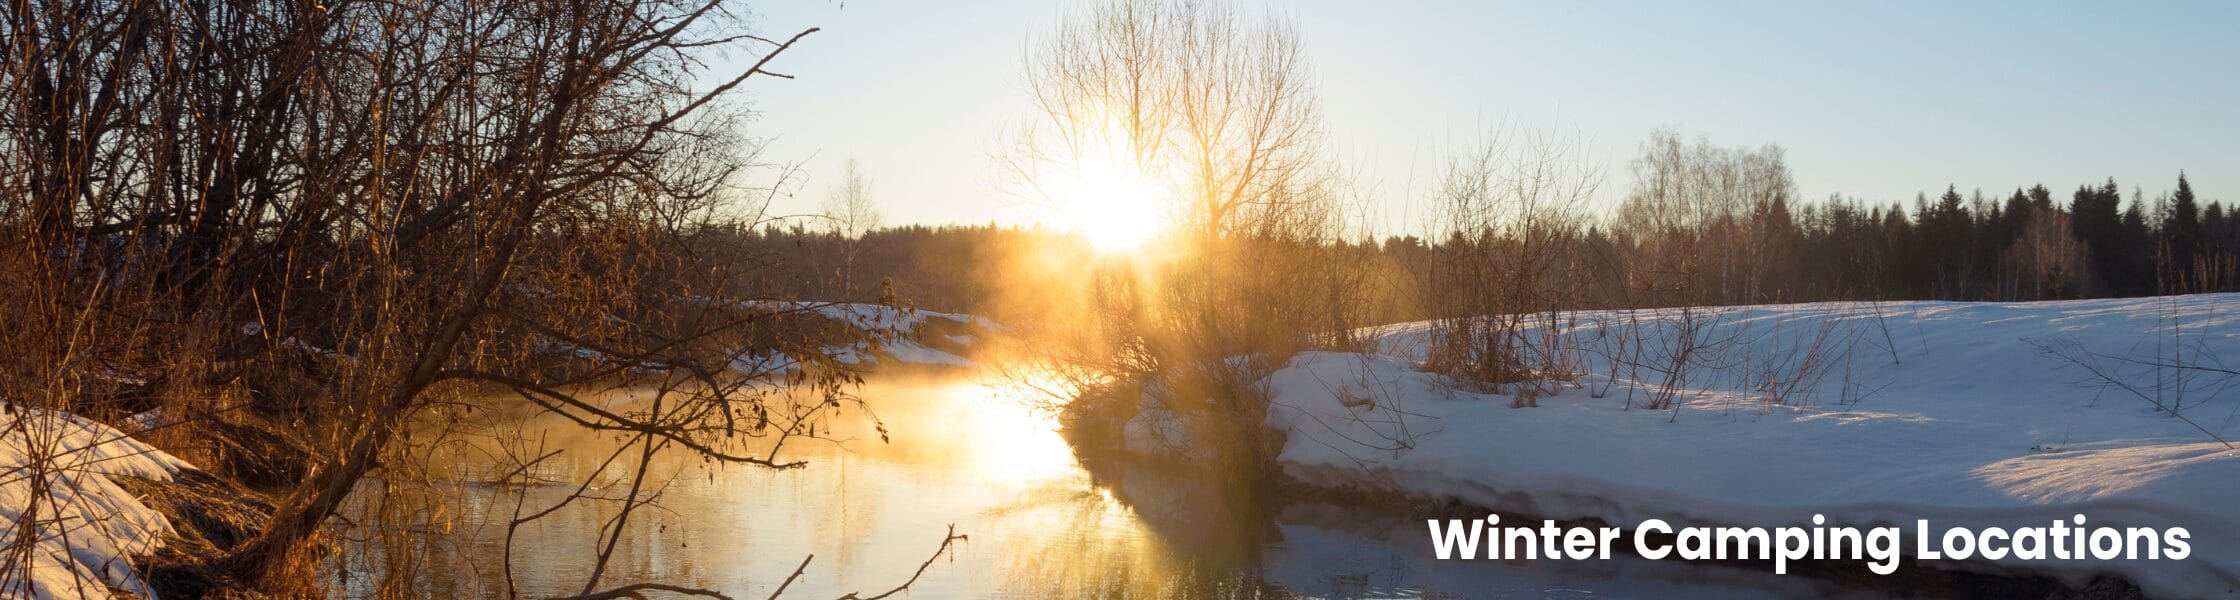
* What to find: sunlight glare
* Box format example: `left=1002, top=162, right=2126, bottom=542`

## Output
left=1050, top=156, right=1164, bottom=253
left=924, top=377, right=1077, bottom=485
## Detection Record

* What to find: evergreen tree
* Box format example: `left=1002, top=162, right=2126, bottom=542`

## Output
left=2166, top=173, right=2203, bottom=286
left=2207, top=202, right=2231, bottom=255
left=2118, top=191, right=2153, bottom=294
left=2070, top=179, right=2125, bottom=294
left=1881, top=203, right=1919, bottom=296
left=1922, top=186, right=1975, bottom=296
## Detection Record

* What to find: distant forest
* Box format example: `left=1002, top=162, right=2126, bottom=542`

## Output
left=744, top=168, right=2235, bottom=325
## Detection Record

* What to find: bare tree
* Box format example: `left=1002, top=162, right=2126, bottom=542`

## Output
left=998, top=0, right=1359, bottom=498
left=0, top=0, right=938, bottom=593
left=2005, top=204, right=2089, bottom=300
left=1613, top=130, right=1794, bottom=307
left=820, top=157, right=884, bottom=297
left=1603, top=131, right=1794, bottom=413
left=1005, top=0, right=1338, bottom=244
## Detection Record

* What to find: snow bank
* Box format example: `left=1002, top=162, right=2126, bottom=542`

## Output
left=1265, top=294, right=2240, bottom=597
left=0, top=406, right=193, bottom=599
left=847, top=339, right=978, bottom=368
left=726, top=302, right=995, bottom=374
left=803, top=303, right=994, bottom=367
left=743, top=300, right=1002, bottom=334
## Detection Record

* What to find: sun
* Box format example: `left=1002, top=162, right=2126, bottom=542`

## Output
left=1049, top=156, right=1164, bottom=253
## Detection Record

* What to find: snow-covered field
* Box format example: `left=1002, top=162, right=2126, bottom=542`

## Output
left=0, top=407, right=192, bottom=599
left=1260, top=294, right=2240, bottom=597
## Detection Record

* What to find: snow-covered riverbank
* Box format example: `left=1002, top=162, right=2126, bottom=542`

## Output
left=1257, top=295, right=2240, bottom=597
left=0, top=408, right=193, bottom=599
left=727, top=302, right=1000, bottom=373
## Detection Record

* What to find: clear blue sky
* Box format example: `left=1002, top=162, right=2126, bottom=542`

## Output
left=737, top=1, right=2237, bottom=234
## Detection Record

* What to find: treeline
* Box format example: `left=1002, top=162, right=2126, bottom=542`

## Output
left=702, top=222, right=1089, bottom=314
left=1578, top=173, right=2236, bottom=304
left=1405, top=131, right=2235, bottom=314
left=1399, top=174, right=2237, bottom=311
left=771, top=166, right=2233, bottom=324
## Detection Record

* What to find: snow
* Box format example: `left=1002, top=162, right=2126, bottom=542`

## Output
left=725, top=302, right=992, bottom=373
left=1255, top=294, right=2240, bottom=597
left=0, top=406, right=193, bottom=599
left=730, top=351, right=802, bottom=375
left=820, top=339, right=975, bottom=368
left=745, top=300, right=1002, bottom=334
left=1123, top=384, right=1204, bottom=460
left=867, top=339, right=978, bottom=367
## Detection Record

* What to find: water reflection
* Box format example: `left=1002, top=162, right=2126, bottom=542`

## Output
left=338, top=373, right=1275, bottom=599
left=334, top=372, right=1828, bottom=599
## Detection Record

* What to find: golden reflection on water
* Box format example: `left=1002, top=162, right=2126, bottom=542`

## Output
left=342, top=373, right=1244, bottom=599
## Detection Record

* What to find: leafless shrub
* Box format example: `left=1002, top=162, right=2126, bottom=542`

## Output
left=1619, top=307, right=1736, bottom=416
left=1731, top=312, right=1859, bottom=410
left=1589, top=131, right=1797, bottom=416
left=1418, top=122, right=1601, bottom=401
left=2029, top=317, right=2239, bottom=450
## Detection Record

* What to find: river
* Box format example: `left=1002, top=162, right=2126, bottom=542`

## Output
left=333, top=371, right=1818, bottom=599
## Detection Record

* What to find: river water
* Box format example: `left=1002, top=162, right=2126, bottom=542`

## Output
left=335, top=372, right=1818, bottom=599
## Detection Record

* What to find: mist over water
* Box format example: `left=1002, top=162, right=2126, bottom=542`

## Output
left=335, top=372, right=1810, bottom=599
left=334, top=374, right=1231, bottom=597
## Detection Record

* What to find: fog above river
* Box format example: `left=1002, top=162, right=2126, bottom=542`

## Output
left=331, top=371, right=1821, bottom=599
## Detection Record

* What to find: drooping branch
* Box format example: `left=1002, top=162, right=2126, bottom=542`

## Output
left=552, top=525, right=966, bottom=600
